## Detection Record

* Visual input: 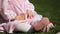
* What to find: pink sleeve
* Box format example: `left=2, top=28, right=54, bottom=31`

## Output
left=25, top=0, right=38, bottom=15
left=25, top=0, right=35, bottom=11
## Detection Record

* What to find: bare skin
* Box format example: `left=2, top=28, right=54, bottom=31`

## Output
left=32, top=17, right=49, bottom=31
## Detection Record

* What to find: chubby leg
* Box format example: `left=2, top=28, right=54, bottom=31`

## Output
left=32, top=17, right=50, bottom=31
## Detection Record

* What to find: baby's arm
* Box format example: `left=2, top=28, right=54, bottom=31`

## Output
left=2, top=0, right=8, bottom=12
left=25, top=0, right=38, bottom=17
left=0, top=0, right=9, bottom=20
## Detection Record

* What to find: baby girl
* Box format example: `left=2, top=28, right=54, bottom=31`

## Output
left=0, top=0, right=54, bottom=33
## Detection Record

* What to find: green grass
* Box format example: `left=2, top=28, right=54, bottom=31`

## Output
left=29, top=0, right=60, bottom=34
left=0, top=0, right=60, bottom=34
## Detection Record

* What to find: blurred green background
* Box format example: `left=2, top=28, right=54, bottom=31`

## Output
left=0, top=0, right=60, bottom=34
left=29, top=0, right=60, bottom=34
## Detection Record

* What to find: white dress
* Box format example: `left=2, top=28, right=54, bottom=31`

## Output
left=0, top=0, right=43, bottom=33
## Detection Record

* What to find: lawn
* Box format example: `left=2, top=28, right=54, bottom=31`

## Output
left=30, top=0, right=60, bottom=34
left=0, top=0, right=60, bottom=34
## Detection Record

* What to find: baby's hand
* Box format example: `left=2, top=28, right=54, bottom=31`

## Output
left=15, top=13, right=25, bottom=20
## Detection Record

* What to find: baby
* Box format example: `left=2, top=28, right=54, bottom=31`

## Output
left=0, top=0, right=54, bottom=33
